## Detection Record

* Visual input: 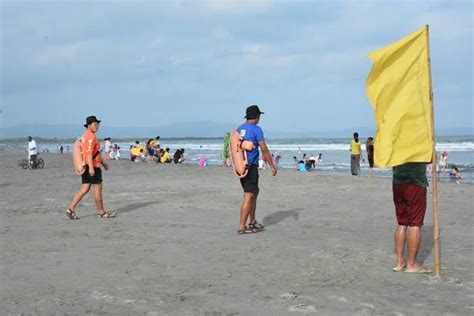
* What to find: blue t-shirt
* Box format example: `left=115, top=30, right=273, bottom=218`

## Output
left=298, top=162, right=308, bottom=172
left=237, top=123, right=265, bottom=166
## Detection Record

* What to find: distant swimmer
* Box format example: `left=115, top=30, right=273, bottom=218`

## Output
left=449, top=165, right=462, bottom=184
left=236, top=105, right=276, bottom=234
left=317, top=153, right=323, bottom=163
left=66, top=116, right=116, bottom=220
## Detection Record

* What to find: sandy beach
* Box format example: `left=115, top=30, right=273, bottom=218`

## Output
left=0, top=151, right=473, bottom=315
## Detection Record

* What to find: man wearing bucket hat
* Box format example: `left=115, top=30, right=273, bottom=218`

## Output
left=66, top=116, right=116, bottom=219
left=236, top=105, right=277, bottom=234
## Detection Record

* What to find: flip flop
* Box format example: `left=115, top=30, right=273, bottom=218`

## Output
left=98, top=211, right=116, bottom=218
left=248, top=221, right=265, bottom=230
left=392, top=266, right=407, bottom=272
left=404, top=267, right=432, bottom=274
left=238, top=227, right=256, bottom=235
left=66, top=208, right=79, bottom=220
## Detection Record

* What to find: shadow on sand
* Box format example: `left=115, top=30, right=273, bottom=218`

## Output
left=76, top=200, right=161, bottom=218
left=262, top=208, right=303, bottom=227
left=114, top=200, right=161, bottom=214
left=418, top=225, right=435, bottom=265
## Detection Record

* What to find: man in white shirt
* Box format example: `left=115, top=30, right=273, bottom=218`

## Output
left=309, top=154, right=316, bottom=169
left=27, top=136, right=38, bottom=169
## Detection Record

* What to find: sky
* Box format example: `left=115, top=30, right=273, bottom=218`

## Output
left=1, top=0, right=472, bottom=133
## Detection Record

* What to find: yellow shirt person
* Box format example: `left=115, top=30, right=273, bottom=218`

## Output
left=351, top=139, right=361, bottom=155
left=350, top=132, right=362, bottom=176
left=160, top=150, right=170, bottom=163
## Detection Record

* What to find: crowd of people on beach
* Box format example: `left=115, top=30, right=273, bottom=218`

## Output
left=25, top=131, right=463, bottom=185
left=291, top=153, right=323, bottom=172
left=97, top=136, right=187, bottom=165
left=19, top=108, right=466, bottom=278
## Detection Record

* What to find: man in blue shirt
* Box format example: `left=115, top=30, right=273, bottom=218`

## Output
left=236, top=105, right=277, bottom=234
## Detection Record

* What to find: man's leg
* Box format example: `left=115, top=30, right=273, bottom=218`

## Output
left=30, top=154, right=37, bottom=169
left=240, top=192, right=256, bottom=230
left=93, top=183, right=105, bottom=213
left=69, top=184, right=91, bottom=211
left=406, top=226, right=423, bottom=270
left=351, top=155, right=356, bottom=175
left=248, top=191, right=259, bottom=224
left=394, top=225, right=407, bottom=269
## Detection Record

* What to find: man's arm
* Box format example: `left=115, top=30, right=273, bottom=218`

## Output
left=259, top=140, right=277, bottom=176
left=85, top=139, right=95, bottom=175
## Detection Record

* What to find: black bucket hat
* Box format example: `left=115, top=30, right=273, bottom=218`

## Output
left=84, top=116, right=101, bottom=128
left=245, top=105, right=264, bottom=119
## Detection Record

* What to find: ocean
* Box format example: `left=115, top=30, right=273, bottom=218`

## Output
left=3, top=136, right=473, bottom=183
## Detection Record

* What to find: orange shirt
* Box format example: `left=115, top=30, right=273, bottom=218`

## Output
left=82, top=129, right=102, bottom=168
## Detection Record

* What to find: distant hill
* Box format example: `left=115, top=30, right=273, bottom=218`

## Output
left=0, top=122, right=472, bottom=139
left=0, top=121, right=237, bottom=139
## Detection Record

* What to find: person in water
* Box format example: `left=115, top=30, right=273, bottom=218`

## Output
left=366, top=137, right=374, bottom=178
left=236, top=105, right=277, bottom=234
left=350, top=132, right=362, bottom=176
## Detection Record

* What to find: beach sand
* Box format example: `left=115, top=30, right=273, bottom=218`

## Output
left=1, top=152, right=473, bottom=315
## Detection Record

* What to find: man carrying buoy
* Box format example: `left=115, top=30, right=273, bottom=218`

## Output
left=66, top=116, right=116, bottom=219
left=236, top=105, right=277, bottom=234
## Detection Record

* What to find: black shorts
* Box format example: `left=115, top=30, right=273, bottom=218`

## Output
left=81, top=166, right=103, bottom=184
left=240, top=165, right=259, bottom=193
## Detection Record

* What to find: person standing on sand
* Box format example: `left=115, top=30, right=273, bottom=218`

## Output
left=392, top=162, right=431, bottom=274
left=237, top=105, right=277, bottom=234
left=350, top=132, right=362, bottom=176
left=27, top=136, right=38, bottom=169
left=66, top=116, right=116, bottom=220
left=366, top=137, right=374, bottom=178
left=222, top=132, right=231, bottom=167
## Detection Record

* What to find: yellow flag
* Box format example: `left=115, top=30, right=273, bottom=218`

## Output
left=366, top=26, right=433, bottom=168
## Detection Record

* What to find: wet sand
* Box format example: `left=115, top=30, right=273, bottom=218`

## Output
left=1, top=152, right=473, bottom=315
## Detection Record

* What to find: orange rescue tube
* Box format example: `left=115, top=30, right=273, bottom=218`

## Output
left=229, top=129, right=254, bottom=178
left=72, top=138, right=86, bottom=175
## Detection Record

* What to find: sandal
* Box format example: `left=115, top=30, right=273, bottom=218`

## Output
left=248, top=221, right=265, bottom=230
left=238, top=227, right=256, bottom=234
left=66, top=208, right=79, bottom=220
left=97, top=211, right=116, bottom=218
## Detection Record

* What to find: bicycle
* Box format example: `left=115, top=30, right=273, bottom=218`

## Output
left=18, top=154, right=44, bottom=169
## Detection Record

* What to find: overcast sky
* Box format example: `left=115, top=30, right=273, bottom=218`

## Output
left=1, top=0, right=472, bottom=132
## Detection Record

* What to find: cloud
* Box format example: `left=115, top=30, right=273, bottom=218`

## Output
left=203, top=0, right=271, bottom=14
left=0, top=1, right=471, bottom=130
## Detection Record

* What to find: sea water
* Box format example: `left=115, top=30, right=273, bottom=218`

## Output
left=6, top=136, right=473, bottom=183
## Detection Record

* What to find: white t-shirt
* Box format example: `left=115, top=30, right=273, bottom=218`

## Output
left=104, top=140, right=111, bottom=153
left=28, top=140, right=38, bottom=156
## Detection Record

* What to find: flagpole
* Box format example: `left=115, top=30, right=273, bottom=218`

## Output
left=425, top=24, right=441, bottom=276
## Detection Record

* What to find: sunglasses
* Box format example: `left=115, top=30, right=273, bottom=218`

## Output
left=93, top=122, right=100, bottom=127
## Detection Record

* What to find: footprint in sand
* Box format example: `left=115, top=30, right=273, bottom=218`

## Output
left=90, top=290, right=115, bottom=303
left=279, top=293, right=298, bottom=299
left=288, top=304, right=317, bottom=312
